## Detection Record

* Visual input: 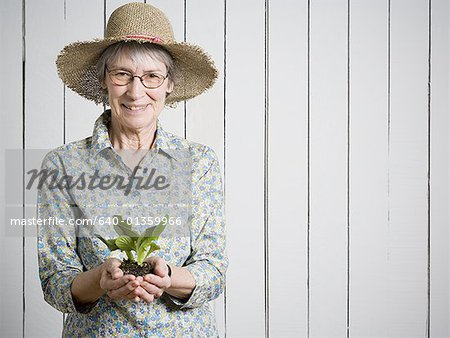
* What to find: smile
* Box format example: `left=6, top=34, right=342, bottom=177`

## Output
left=123, top=104, right=149, bottom=111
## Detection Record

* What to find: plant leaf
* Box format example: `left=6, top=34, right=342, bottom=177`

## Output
left=136, top=237, right=154, bottom=265
left=105, top=214, right=168, bottom=266
left=136, top=240, right=161, bottom=265
left=115, top=236, right=135, bottom=251
left=95, top=234, right=119, bottom=251
left=150, top=215, right=169, bottom=237
left=136, top=242, right=150, bottom=266
left=125, top=250, right=135, bottom=262
left=150, top=242, right=160, bottom=252
left=113, top=215, right=139, bottom=237
left=142, top=226, right=157, bottom=238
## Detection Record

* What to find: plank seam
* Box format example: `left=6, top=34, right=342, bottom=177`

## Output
left=223, top=0, right=228, bottom=335
left=426, top=0, right=432, bottom=336
left=103, top=0, right=107, bottom=36
left=346, top=0, right=351, bottom=337
left=307, top=0, right=311, bottom=336
left=264, top=0, right=270, bottom=336
left=387, top=0, right=391, bottom=322
left=21, top=0, right=26, bottom=337
left=103, top=0, right=107, bottom=114
left=183, top=0, right=187, bottom=139
left=62, top=0, right=67, bottom=327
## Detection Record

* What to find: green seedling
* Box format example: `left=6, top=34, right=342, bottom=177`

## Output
left=96, top=215, right=168, bottom=266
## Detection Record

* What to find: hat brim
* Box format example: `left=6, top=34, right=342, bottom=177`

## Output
left=56, top=37, right=218, bottom=105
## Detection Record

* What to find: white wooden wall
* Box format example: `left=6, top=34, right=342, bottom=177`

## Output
left=1, top=0, right=449, bottom=337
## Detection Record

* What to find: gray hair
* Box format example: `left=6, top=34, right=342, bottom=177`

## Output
left=96, top=41, right=177, bottom=103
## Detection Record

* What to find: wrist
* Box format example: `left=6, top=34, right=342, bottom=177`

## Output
left=97, top=264, right=107, bottom=292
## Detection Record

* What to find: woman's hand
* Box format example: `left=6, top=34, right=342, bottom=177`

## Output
left=71, top=257, right=139, bottom=306
left=99, top=258, right=167, bottom=303
left=99, top=258, right=142, bottom=302
left=146, top=257, right=197, bottom=301
left=141, top=256, right=172, bottom=299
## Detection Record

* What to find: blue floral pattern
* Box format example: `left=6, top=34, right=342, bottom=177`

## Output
left=37, top=111, right=227, bottom=337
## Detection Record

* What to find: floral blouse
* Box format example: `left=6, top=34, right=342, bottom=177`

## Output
left=37, top=111, right=228, bottom=337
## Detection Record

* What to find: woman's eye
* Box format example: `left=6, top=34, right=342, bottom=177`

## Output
left=115, top=72, right=130, bottom=77
left=145, top=73, right=160, bottom=78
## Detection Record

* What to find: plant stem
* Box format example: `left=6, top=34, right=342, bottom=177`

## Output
left=125, top=250, right=135, bottom=262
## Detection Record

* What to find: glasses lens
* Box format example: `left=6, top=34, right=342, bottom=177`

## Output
left=110, top=71, right=132, bottom=86
left=142, top=73, right=165, bottom=88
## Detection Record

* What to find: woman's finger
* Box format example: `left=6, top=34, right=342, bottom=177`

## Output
left=100, top=268, right=135, bottom=292
left=140, top=280, right=164, bottom=297
left=146, top=256, right=167, bottom=278
left=143, top=274, right=170, bottom=290
left=107, top=279, right=140, bottom=299
left=130, top=286, right=155, bottom=303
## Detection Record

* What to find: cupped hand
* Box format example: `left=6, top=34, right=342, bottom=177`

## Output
left=141, top=256, right=172, bottom=299
left=99, top=258, right=141, bottom=302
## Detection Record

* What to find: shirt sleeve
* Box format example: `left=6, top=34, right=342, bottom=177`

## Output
left=169, top=146, right=228, bottom=309
left=37, top=151, right=92, bottom=314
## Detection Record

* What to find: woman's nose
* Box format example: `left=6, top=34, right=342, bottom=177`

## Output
left=127, top=77, right=146, bottom=99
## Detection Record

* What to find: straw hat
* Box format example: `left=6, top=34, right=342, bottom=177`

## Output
left=56, top=2, right=218, bottom=105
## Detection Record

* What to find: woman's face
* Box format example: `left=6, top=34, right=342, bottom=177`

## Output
left=104, top=52, right=173, bottom=131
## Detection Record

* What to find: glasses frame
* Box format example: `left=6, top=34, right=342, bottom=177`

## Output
left=106, top=67, right=169, bottom=89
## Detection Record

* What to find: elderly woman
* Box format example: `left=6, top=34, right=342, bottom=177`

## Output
left=37, top=2, right=227, bottom=337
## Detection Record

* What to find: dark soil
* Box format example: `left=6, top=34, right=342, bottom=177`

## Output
left=120, top=260, right=154, bottom=277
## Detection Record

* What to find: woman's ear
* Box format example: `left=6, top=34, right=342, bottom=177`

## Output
left=100, top=79, right=107, bottom=90
left=167, top=80, right=174, bottom=94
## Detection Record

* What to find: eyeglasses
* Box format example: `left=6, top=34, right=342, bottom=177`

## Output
left=106, top=68, right=168, bottom=89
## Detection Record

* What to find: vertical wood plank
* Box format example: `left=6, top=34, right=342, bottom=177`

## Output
left=349, top=1, right=390, bottom=337
left=268, top=0, right=308, bottom=336
left=226, top=0, right=265, bottom=336
left=64, top=0, right=104, bottom=144
left=389, top=0, right=429, bottom=335
left=184, top=1, right=226, bottom=336
left=185, top=0, right=225, bottom=165
left=146, top=0, right=185, bottom=136
left=309, top=0, right=349, bottom=336
left=0, top=0, right=24, bottom=337
left=24, top=0, right=65, bottom=336
left=430, top=0, right=449, bottom=336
